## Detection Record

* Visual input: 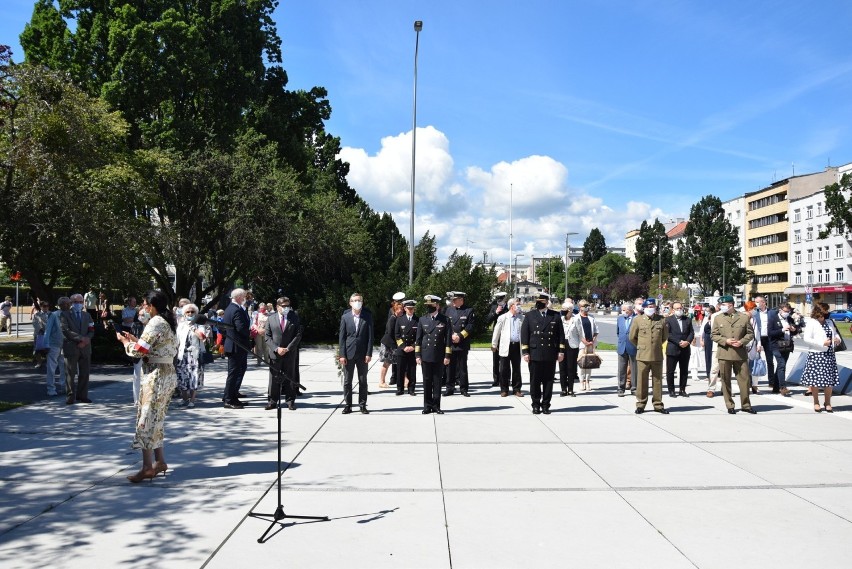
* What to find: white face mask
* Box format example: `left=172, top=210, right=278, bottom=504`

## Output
left=280, top=306, right=291, bottom=315
left=139, top=310, right=151, bottom=324
left=634, top=305, right=643, bottom=312
left=674, top=309, right=684, bottom=318
left=644, top=307, right=656, bottom=316
left=779, top=311, right=789, bottom=319
left=565, top=303, right=574, bottom=311
left=351, top=301, right=363, bottom=311
left=719, top=305, right=730, bottom=314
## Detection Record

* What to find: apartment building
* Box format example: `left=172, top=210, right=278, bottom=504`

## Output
left=786, top=162, right=852, bottom=311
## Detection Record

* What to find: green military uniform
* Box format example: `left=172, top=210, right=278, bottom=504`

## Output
left=711, top=302, right=755, bottom=412
left=628, top=309, right=668, bottom=412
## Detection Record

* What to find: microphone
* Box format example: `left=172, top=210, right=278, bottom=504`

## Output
left=192, top=313, right=235, bottom=329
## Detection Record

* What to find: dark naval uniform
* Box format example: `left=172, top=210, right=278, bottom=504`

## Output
left=521, top=306, right=565, bottom=413
left=416, top=312, right=452, bottom=413
left=485, top=298, right=508, bottom=386
left=394, top=312, right=419, bottom=395
left=445, top=301, right=475, bottom=396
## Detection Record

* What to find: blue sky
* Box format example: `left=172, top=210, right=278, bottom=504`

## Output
left=3, top=1, right=852, bottom=266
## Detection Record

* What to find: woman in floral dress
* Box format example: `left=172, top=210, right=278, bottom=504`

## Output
left=116, top=290, right=178, bottom=482
left=176, top=303, right=208, bottom=408
left=800, top=305, right=842, bottom=413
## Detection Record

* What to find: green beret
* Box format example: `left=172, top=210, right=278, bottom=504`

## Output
left=719, top=295, right=734, bottom=303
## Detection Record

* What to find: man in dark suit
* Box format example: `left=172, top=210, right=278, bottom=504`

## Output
left=59, top=295, right=95, bottom=404
left=415, top=295, right=452, bottom=414
left=766, top=302, right=799, bottom=397
left=521, top=293, right=565, bottom=415
left=264, top=297, right=302, bottom=410
left=394, top=299, right=419, bottom=396
left=445, top=291, right=475, bottom=396
left=665, top=301, right=695, bottom=397
left=615, top=302, right=637, bottom=397
left=223, top=288, right=251, bottom=409
left=338, top=292, right=373, bottom=414
left=484, top=292, right=508, bottom=387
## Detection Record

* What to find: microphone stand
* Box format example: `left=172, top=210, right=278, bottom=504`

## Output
left=247, top=326, right=327, bottom=542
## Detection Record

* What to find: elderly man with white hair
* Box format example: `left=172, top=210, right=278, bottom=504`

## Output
left=59, top=294, right=95, bottom=404
left=222, top=288, right=251, bottom=409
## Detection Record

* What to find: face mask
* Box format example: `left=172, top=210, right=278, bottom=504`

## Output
left=579, top=306, right=589, bottom=312
left=72, top=302, right=83, bottom=312
left=425, top=304, right=437, bottom=313
left=780, top=311, right=789, bottom=319
left=564, top=303, right=574, bottom=311
left=674, top=310, right=684, bottom=318
left=535, top=301, right=547, bottom=310
left=185, top=313, right=195, bottom=321
left=139, top=310, right=151, bottom=324
left=514, top=307, right=523, bottom=315
left=644, top=307, right=656, bottom=316
left=719, top=305, right=730, bottom=314
left=281, top=306, right=291, bottom=315
left=351, top=301, right=363, bottom=311
left=634, top=305, right=643, bottom=312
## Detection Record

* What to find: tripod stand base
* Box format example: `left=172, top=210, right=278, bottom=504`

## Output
left=249, top=506, right=329, bottom=543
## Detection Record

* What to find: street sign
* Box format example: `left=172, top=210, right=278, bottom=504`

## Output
left=806, top=293, right=812, bottom=303
left=10, top=271, right=21, bottom=282
left=591, top=293, right=598, bottom=299
left=657, top=294, right=663, bottom=301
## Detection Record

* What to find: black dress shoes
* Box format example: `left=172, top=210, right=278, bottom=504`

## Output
left=461, top=391, right=470, bottom=397
left=434, top=409, right=444, bottom=414
left=396, top=392, right=404, bottom=396
left=342, top=406, right=352, bottom=414
left=491, top=381, right=500, bottom=387
left=679, top=390, right=689, bottom=398
left=422, top=408, right=432, bottom=414
left=359, top=406, right=369, bottom=414
left=560, top=390, right=568, bottom=397
left=445, top=389, right=455, bottom=396
left=264, top=403, right=277, bottom=410
left=78, top=398, right=93, bottom=403
left=532, top=407, right=541, bottom=415
left=224, top=401, right=244, bottom=409
left=668, top=390, right=677, bottom=398
left=288, top=401, right=296, bottom=411
left=655, top=408, right=670, bottom=414
left=409, top=391, right=416, bottom=396
left=635, top=408, right=644, bottom=414
left=542, top=407, right=551, bottom=415
left=727, top=408, right=737, bottom=414
left=743, top=408, right=756, bottom=414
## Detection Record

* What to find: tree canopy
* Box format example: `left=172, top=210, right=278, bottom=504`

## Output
left=820, top=173, right=852, bottom=239
left=581, top=228, right=607, bottom=264
left=634, top=219, right=673, bottom=282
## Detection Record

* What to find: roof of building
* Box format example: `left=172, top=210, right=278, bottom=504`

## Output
left=666, top=221, right=688, bottom=239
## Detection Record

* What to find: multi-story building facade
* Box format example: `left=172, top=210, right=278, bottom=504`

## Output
left=786, top=162, right=852, bottom=311
left=722, top=196, right=746, bottom=299
left=624, top=229, right=639, bottom=263
left=745, top=167, right=837, bottom=307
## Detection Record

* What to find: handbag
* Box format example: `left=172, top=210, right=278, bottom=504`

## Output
left=836, top=336, right=847, bottom=353
left=776, top=338, right=794, bottom=353
left=34, top=332, right=48, bottom=352
left=750, top=355, right=767, bottom=377
left=200, top=350, right=215, bottom=365
left=577, top=348, right=602, bottom=370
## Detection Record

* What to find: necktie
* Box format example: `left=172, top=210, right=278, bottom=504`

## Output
left=280, top=314, right=286, bottom=332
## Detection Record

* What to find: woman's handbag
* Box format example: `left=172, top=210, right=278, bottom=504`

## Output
left=836, top=336, right=847, bottom=353
left=200, top=349, right=215, bottom=365
left=750, top=354, right=767, bottom=377
left=577, top=347, right=602, bottom=370
left=34, top=332, right=48, bottom=353
left=776, top=338, right=794, bottom=353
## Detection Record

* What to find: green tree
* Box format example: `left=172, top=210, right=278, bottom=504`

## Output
left=634, top=219, right=673, bottom=282
left=564, top=262, right=587, bottom=301
left=585, top=253, right=634, bottom=295
left=820, top=173, right=852, bottom=238
left=0, top=56, right=147, bottom=302
left=674, top=195, right=748, bottom=296
left=534, top=257, right=565, bottom=296
left=581, top=228, right=608, bottom=264
left=610, top=273, right=647, bottom=303
left=427, top=250, right=498, bottom=337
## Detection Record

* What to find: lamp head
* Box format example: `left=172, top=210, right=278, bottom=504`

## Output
left=414, top=20, right=423, bottom=32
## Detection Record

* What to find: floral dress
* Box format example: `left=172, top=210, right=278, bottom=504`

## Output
left=801, top=320, right=840, bottom=388
left=176, top=321, right=206, bottom=392
left=124, top=315, right=178, bottom=450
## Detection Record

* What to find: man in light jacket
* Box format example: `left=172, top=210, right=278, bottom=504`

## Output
left=491, top=298, right=524, bottom=397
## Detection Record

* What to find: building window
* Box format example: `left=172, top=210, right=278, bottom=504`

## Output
left=793, top=209, right=801, bottom=222
left=816, top=269, right=823, bottom=283
left=794, top=230, right=801, bottom=243
left=837, top=268, right=845, bottom=282
left=837, top=294, right=845, bottom=307
left=807, top=271, right=813, bottom=284
left=806, top=205, right=813, bottom=219
left=817, top=202, right=823, bottom=216
left=794, top=251, right=801, bottom=264
left=806, top=249, right=813, bottom=262
left=794, top=272, right=802, bottom=284
left=837, top=244, right=844, bottom=259
left=806, top=228, right=813, bottom=241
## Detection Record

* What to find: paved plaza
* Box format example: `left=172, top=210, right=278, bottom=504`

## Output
left=1, top=348, right=852, bottom=568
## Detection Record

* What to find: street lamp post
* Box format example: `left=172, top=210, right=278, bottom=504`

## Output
left=513, top=254, right=525, bottom=296
left=409, top=20, right=423, bottom=287
left=657, top=237, right=663, bottom=293
left=717, top=255, right=726, bottom=296
left=565, top=231, right=578, bottom=300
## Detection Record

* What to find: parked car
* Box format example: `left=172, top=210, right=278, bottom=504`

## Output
left=828, top=309, right=852, bottom=322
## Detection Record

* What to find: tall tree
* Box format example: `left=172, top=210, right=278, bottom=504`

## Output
left=534, top=257, right=566, bottom=295
left=634, top=219, right=673, bottom=282
left=674, top=195, right=748, bottom=296
left=820, top=173, right=852, bottom=238
left=581, top=228, right=608, bottom=264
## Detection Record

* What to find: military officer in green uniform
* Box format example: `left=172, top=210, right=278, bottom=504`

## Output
left=628, top=298, right=670, bottom=414
left=415, top=295, right=452, bottom=414
left=521, top=293, right=565, bottom=415
left=711, top=295, right=756, bottom=414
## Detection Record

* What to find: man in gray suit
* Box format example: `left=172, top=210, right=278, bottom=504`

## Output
left=264, top=297, right=302, bottom=410
left=338, top=292, right=373, bottom=414
left=59, top=294, right=95, bottom=404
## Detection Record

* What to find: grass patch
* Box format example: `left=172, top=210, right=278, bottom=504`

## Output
left=0, top=401, right=27, bottom=412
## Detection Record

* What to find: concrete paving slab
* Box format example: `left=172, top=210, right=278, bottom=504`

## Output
left=621, top=489, right=852, bottom=569
left=571, top=440, right=769, bottom=488
left=434, top=414, right=559, bottom=443
left=544, top=414, right=684, bottom=443
left=444, top=491, right=694, bottom=569
left=787, top=486, right=852, bottom=522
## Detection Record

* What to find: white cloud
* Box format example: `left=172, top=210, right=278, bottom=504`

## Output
left=340, top=126, right=686, bottom=267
